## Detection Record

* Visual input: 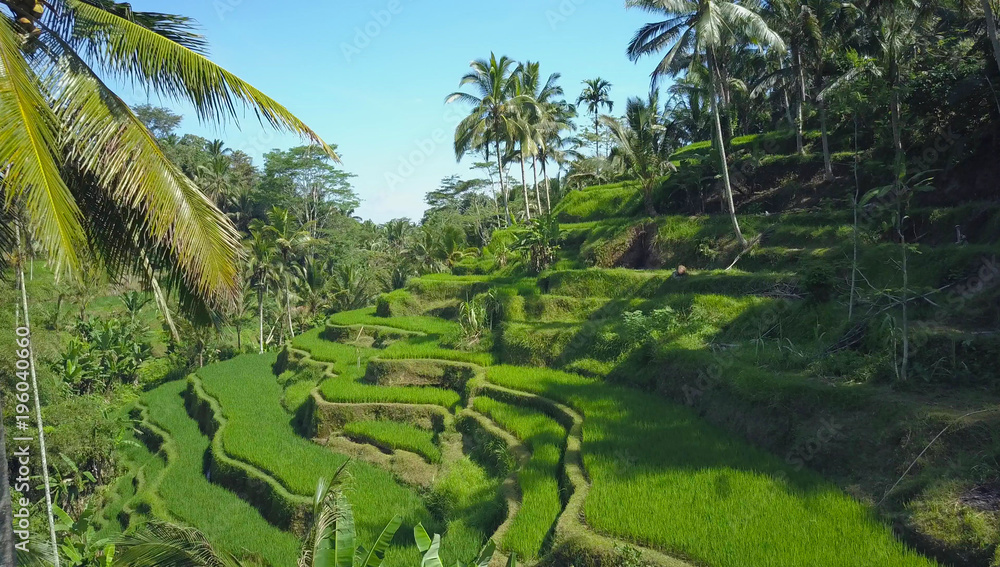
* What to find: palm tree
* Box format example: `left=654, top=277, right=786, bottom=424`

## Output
left=520, top=62, right=571, bottom=215
left=626, top=0, right=785, bottom=247
left=1, top=6, right=334, bottom=551
left=763, top=0, right=821, bottom=156
left=576, top=78, right=614, bottom=157
left=246, top=227, right=276, bottom=354
left=0, top=1, right=335, bottom=307
left=602, top=93, right=678, bottom=216
left=251, top=207, right=311, bottom=340
left=196, top=155, right=236, bottom=207
left=448, top=53, right=531, bottom=224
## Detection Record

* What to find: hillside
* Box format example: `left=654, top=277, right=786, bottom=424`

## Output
left=74, top=137, right=994, bottom=567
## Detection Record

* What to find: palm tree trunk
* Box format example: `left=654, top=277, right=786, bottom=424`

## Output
left=495, top=139, right=510, bottom=225
left=794, top=46, right=806, bottom=155
left=783, top=88, right=795, bottom=130
left=889, top=55, right=904, bottom=172
left=900, top=217, right=909, bottom=381
left=0, top=399, right=15, bottom=567
left=520, top=153, right=531, bottom=221
left=532, top=158, right=542, bottom=214
left=983, top=0, right=1000, bottom=74
left=542, top=158, right=552, bottom=214
left=709, top=51, right=747, bottom=248
left=142, top=252, right=180, bottom=345
left=284, top=276, right=294, bottom=340
left=850, top=114, right=860, bottom=322
left=642, top=182, right=657, bottom=217
left=820, top=100, right=833, bottom=181
left=16, top=224, right=60, bottom=567
left=594, top=114, right=600, bottom=157
left=258, top=285, right=265, bottom=354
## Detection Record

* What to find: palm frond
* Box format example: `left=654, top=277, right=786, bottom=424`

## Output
left=0, top=15, right=85, bottom=275
left=61, top=0, right=337, bottom=160
left=39, top=31, right=243, bottom=305
left=113, top=522, right=247, bottom=567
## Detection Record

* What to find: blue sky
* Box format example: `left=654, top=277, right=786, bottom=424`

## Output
left=124, top=1, right=663, bottom=223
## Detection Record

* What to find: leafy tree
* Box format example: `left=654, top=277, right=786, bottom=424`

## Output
left=246, top=226, right=278, bottom=354
left=516, top=215, right=562, bottom=273
left=260, top=146, right=359, bottom=236
left=250, top=207, right=311, bottom=340
left=133, top=104, right=182, bottom=139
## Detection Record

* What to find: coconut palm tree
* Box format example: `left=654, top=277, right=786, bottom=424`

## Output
left=247, top=225, right=276, bottom=354
left=251, top=207, right=311, bottom=340
left=626, top=0, right=785, bottom=248
left=602, top=93, right=678, bottom=216
left=0, top=1, right=335, bottom=306
left=448, top=53, right=531, bottom=225
left=576, top=78, right=614, bottom=157
left=519, top=62, right=571, bottom=215
left=762, top=0, right=821, bottom=156
left=2, top=4, right=334, bottom=560
left=535, top=101, right=577, bottom=214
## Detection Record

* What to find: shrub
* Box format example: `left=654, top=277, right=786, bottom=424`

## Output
left=376, top=290, right=423, bottom=318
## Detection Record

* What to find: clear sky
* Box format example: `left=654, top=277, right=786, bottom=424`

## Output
left=123, top=1, right=663, bottom=223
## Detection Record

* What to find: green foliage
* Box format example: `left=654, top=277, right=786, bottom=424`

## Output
left=514, top=216, right=562, bottom=274
left=143, top=380, right=302, bottom=565
left=56, top=316, right=152, bottom=393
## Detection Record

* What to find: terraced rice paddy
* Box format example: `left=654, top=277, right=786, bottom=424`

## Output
left=113, top=295, right=940, bottom=567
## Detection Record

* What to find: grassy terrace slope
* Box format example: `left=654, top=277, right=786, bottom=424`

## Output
left=287, top=298, right=940, bottom=567
left=487, top=366, right=934, bottom=567
left=196, top=354, right=489, bottom=567
left=142, top=380, right=302, bottom=566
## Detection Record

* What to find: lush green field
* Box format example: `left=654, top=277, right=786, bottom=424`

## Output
left=472, top=396, right=566, bottom=559
left=485, top=366, right=938, bottom=567
left=343, top=420, right=442, bottom=463
left=197, top=355, right=487, bottom=566
left=143, top=381, right=303, bottom=566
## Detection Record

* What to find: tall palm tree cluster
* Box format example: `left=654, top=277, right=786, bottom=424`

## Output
left=447, top=54, right=580, bottom=223
left=612, top=0, right=997, bottom=246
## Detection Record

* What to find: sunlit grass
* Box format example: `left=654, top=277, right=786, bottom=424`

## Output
left=485, top=365, right=939, bottom=567
left=344, top=420, right=441, bottom=463
left=196, top=354, right=478, bottom=567
left=472, top=396, right=565, bottom=560
left=142, top=381, right=302, bottom=566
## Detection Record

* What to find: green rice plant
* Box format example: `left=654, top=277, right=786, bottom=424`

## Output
left=195, top=354, right=483, bottom=566
left=283, top=379, right=317, bottom=413
left=472, top=396, right=565, bottom=560
left=142, top=381, right=302, bottom=566
left=343, top=421, right=442, bottom=463
left=330, top=308, right=462, bottom=337
left=484, top=366, right=939, bottom=567
left=321, top=378, right=461, bottom=409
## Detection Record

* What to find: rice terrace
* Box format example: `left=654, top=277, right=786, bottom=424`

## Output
left=2, top=1, right=1000, bottom=567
